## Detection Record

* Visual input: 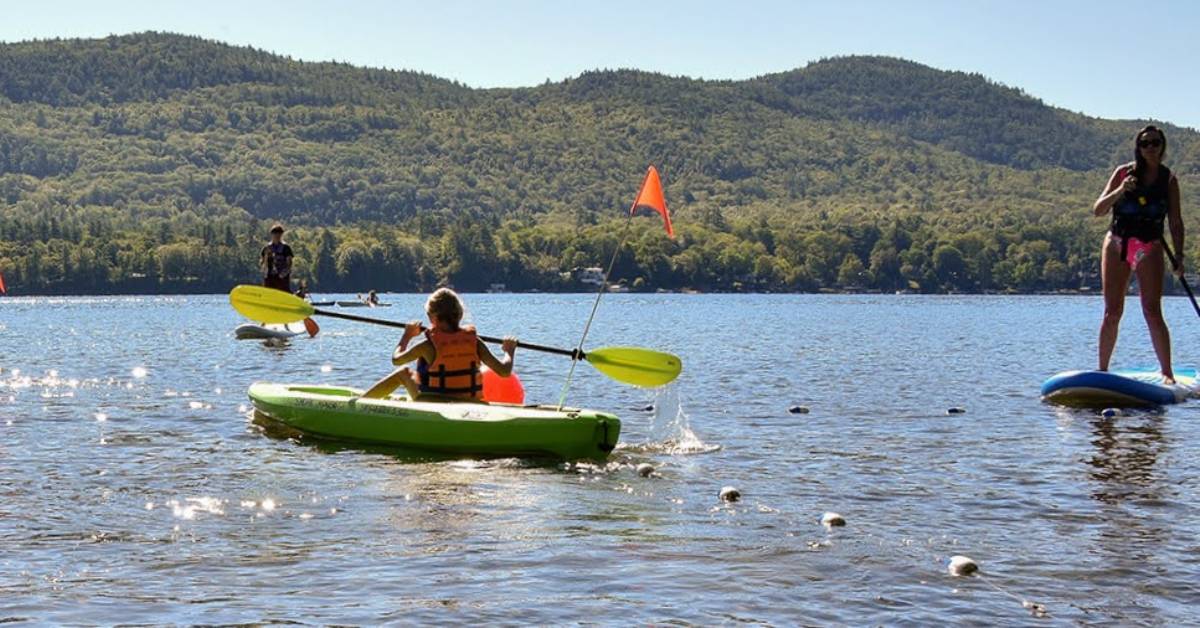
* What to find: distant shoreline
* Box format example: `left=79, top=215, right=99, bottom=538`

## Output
left=0, top=288, right=1126, bottom=298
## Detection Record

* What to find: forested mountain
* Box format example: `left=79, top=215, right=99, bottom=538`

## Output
left=0, top=32, right=1196, bottom=294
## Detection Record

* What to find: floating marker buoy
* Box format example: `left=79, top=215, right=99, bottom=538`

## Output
left=1101, top=407, right=1121, bottom=418
left=719, top=486, right=741, bottom=502
left=1022, top=600, right=1048, bottom=618
left=636, top=463, right=655, bottom=477
left=821, top=511, right=846, bottom=527
left=947, top=407, right=966, bottom=415
left=788, top=405, right=810, bottom=414
left=948, top=555, right=978, bottom=576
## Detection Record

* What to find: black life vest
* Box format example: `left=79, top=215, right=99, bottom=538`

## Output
left=1110, top=164, right=1172, bottom=241
left=263, top=242, right=292, bottom=277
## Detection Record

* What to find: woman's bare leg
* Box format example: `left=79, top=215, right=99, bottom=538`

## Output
left=1135, top=244, right=1174, bottom=382
left=1099, top=234, right=1132, bottom=371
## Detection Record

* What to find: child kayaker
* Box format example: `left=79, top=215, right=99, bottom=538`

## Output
left=361, top=288, right=517, bottom=401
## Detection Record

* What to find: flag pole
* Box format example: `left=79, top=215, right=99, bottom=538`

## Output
left=555, top=168, right=653, bottom=409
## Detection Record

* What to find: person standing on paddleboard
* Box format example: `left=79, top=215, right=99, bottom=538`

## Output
left=260, top=224, right=294, bottom=293
left=1093, top=125, right=1184, bottom=382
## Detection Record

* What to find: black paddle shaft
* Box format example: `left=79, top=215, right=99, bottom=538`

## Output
left=1160, top=239, right=1200, bottom=318
left=312, top=308, right=584, bottom=359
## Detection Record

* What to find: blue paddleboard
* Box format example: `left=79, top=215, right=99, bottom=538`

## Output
left=1041, top=367, right=1198, bottom=407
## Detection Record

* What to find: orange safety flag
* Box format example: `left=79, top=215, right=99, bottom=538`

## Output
left=628, top=165, right=673, bottom=238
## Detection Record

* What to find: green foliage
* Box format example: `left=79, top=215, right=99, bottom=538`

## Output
left=0, top=33, right=1197, bottom=295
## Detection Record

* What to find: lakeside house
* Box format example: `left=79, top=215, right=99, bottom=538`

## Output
left=575, top=267, right=605, bottom=287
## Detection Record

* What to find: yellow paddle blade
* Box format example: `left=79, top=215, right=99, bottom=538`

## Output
left=585, top=346, right=682, bottom=388
left=229, top=285, right=316, bottom=324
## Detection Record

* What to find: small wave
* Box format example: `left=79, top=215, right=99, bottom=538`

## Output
left=561, top=460, right=626, bottom=475
left=167, top=496, right=226, bottom=520
left=617, top=438, right=721, bottom=456
left=0, top=369, right=91, bottom=395
left=447, top=458, right=542, bottom=471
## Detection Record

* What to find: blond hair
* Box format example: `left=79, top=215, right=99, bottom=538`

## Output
left=425, top=288, right=464, bottom=329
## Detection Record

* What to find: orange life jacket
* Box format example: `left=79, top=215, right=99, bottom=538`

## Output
left=417, top=325, right=482, bottom=399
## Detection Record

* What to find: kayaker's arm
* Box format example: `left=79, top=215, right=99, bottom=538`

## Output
left=478, top=337, right=517, bottom=377
left=394, top=321, right=423, bottom=355
left=392, top=341, right=434, bottom=366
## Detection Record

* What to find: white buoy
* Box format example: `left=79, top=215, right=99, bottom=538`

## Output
left=821, top=511, right=846, bottom=527
left=636, top=463, right=655, bottom=478
left=1101, top=407, right=1122, bottom=418
left=948, top=555, right=978, bottom=576
left=719, top=486, right=741, bottom=502
left=1022, top=600, right=1048, bottom=618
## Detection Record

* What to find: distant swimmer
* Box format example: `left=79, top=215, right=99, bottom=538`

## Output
left=1093, top=126, right=1183, bottom=383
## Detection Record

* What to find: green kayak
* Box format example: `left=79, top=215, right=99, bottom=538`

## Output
left=248, top=383, right=621, bottom=460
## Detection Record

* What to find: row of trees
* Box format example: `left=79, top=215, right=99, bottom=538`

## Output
left=0, top=207, right=1117, bottom=295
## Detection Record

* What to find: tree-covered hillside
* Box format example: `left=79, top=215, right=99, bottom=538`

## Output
left=0, top=32, right=1196, bottom=294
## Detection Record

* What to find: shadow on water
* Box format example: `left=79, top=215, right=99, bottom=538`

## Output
left=256, top=337, right=297, bottom=353
left=1078, top=408, right=1178, bottom=622
left=1086, top=409, right=1169, bottom=504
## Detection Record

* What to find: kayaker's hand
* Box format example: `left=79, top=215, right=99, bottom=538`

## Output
left=502, top=336, right=518, bottom=355
left=1173, top=255, right=1185, bottom=278
left=397, top=321, right=422, bottom=351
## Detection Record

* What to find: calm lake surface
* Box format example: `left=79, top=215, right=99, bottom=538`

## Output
left=2, top=293, right=1199, bottom=624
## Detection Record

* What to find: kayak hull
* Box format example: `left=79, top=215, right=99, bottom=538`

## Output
left=1041, top=367, right=1198, bottom=407
left=235, top=323, right=300, bottom=340
left=248, top=383, right=620, bottom=460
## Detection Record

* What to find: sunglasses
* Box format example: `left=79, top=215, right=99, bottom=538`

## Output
left=1138, top=138, right=1163, bottom=148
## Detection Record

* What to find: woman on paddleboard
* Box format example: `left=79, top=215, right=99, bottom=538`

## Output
left=361, top=288, right=518, bottom=401
left=1093, top=125, right=1184, bottom=382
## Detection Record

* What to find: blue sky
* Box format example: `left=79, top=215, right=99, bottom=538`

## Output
left=2, top=0, right=1197, bottom=129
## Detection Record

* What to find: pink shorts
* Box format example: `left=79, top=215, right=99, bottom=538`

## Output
left=1113, top=235, right=1155, bottom=269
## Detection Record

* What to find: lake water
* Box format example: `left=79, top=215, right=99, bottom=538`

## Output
left=2, top=293, right=1199, bottom=624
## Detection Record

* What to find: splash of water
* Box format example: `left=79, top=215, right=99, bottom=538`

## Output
left=621, top=384, right=720, bottom=455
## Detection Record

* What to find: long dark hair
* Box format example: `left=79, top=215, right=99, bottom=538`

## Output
left=1132, top=125, right=1167, bottom=181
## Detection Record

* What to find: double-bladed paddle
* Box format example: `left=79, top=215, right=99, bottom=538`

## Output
left=229, top=285, right=681, bottom=387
